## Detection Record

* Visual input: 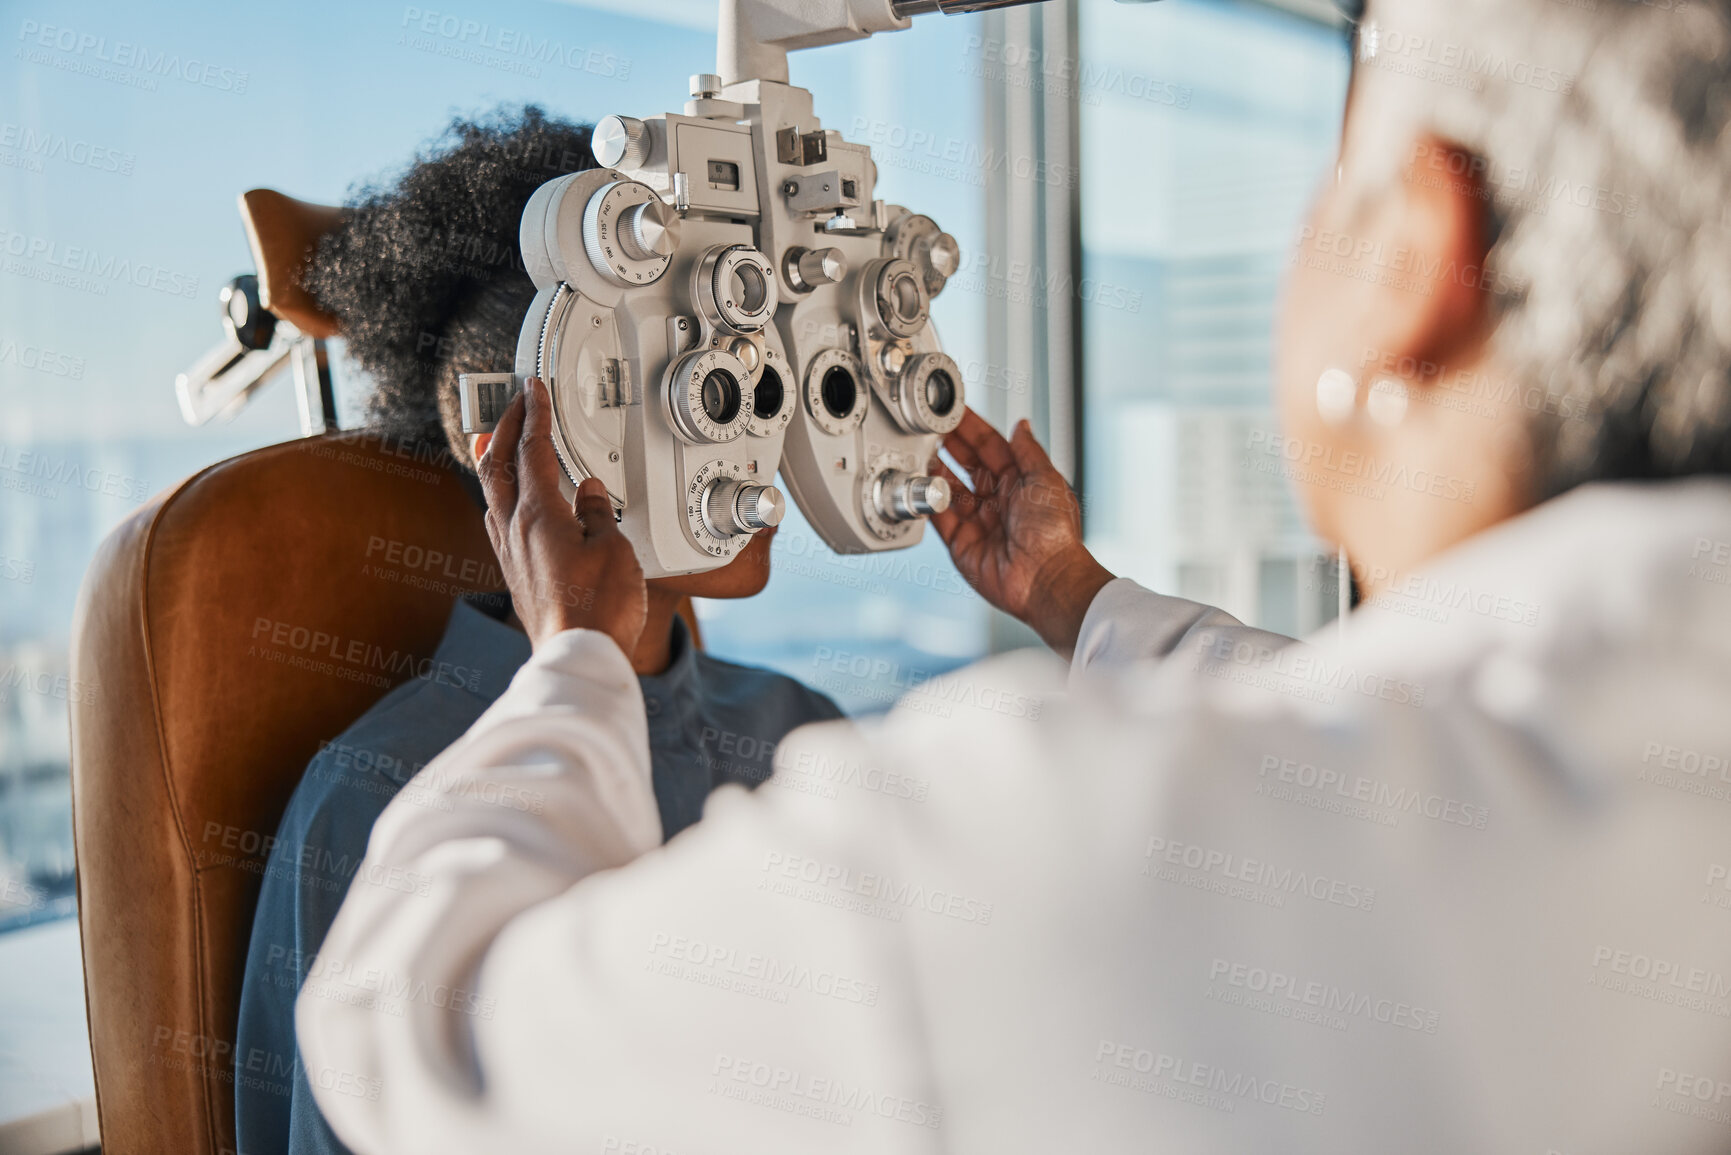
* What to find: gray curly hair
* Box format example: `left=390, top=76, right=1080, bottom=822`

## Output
left=1346, top=0, right=1731, bottom=498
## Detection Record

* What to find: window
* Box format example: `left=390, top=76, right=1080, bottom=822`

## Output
left=1077, top=0, right=1352, bottom=636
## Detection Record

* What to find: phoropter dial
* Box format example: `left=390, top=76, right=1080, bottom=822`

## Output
left=684, top=459, right=779, bottom=561
left=744, top=344, right=794, bottom=438
left=858, top=453, right=951, bottom=542
left=874, top=470, right=951, bottom=522
left=885, top=213, right=960, bottom=298
left=695, top=244, right=778, bottom=334
left=582, top=179, right=680, bottom=287
left=703, top=477, right=785, bottom=537
left=892, top=351, right=965, bottom=436
left=803, top=347, right=868, bottom=437
left=866, top=258, right=930, bottom=340
left=666, top=348, right=754, bottom=445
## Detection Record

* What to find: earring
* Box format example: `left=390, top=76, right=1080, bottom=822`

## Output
left=1366, top=377, right=1409, bottom=427
left=1316, top=368, right=1358, bottom=427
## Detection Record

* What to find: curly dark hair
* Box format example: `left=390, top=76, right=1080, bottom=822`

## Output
left=305, top=105, right=596, bottom=470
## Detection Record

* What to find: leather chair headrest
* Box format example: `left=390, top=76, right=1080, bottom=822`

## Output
left=238, top=189, right=345, bottom=339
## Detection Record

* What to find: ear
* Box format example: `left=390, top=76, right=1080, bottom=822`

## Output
left=1366, top=134, right=1495, bottom=379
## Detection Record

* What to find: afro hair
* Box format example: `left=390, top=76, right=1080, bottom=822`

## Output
left=305, top=104, right=597, bottom=470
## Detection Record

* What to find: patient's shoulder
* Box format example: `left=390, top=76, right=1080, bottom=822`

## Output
left=694, top=654, right=846, bottom=727
left=278, top=676, right=489, bottom=842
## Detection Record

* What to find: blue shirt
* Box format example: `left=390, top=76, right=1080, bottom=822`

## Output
left=233, top=599, right=843, bottom=1155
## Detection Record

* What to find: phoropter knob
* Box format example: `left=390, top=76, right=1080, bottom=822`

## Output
left=593, top=115, right=650, bottom=170
left=619, top=197, right=680, bottom=262
left=874, top=471, right=951, bottom=522
left=784, top=246, right=848, bottom=293
left=582, top=180, right=678, bottom=287
left=703, top=479, right=785, bottom=537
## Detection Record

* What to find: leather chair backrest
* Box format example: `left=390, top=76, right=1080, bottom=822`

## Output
left=69, top=433, right=504, bottom=1155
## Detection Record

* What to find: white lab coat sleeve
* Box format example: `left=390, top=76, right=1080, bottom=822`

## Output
left=1070, top=576, right=1294, bottom=681
left=296, top=627, right=949, bottom=1155
left=295, top=627, right=665, bottom=1155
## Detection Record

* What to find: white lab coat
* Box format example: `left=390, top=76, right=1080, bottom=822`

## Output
left=300, top=479, right=1731, bottom=1154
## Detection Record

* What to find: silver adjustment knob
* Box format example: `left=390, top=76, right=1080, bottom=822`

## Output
left=928, top=231, right=960, bottom=279
left=690, top=73, right=722, bottom=99
left=885, top=212, right=961, bottom=296
left=703, top=479, right=785, bottom=537
left=874, top=471, right=951, bottom=522
left=582, top=180, right=676, bottom=287
left=619, top=197, right=680, bottom=261
left=784, top=246, right=848, bottom=293
left=593, top=115, right=650, bottom=170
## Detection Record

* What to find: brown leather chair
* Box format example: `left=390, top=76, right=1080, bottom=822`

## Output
left=67, top=191, right=703, bottom=1154
left=69, top=430, right=507, bottom=1155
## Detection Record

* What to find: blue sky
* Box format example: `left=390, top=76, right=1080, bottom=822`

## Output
left=0, top=0, right=989, bottom=447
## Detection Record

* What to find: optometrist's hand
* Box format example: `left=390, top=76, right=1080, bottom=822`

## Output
left=477, top=376, right=648, bottom=657
left=929, top=409, right=1114, bottom=658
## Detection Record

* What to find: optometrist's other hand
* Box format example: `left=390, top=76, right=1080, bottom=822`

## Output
left=477, top=376, right=648, bottom=658
left=929, top=409, right=1114, bottom=659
